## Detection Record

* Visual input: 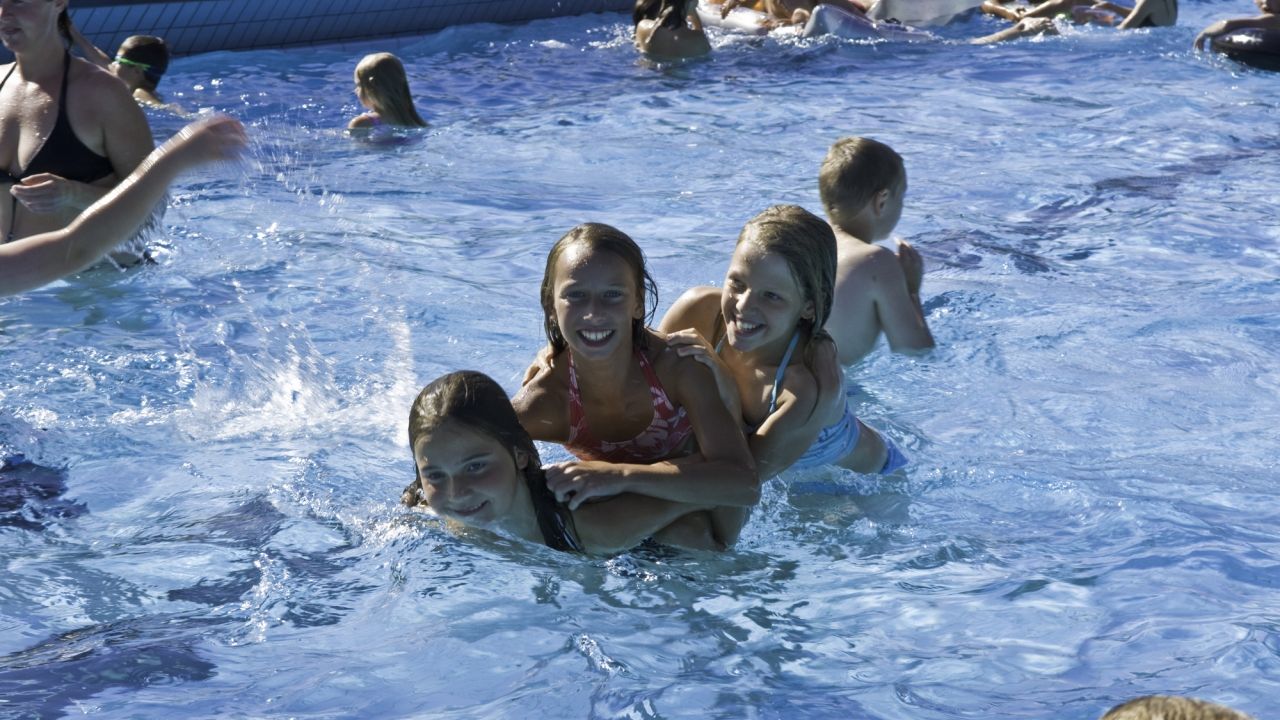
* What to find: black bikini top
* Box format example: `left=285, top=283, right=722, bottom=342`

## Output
left=527, top=470, right=584, bottom=552
left=0, top=53, right=115, bottom=187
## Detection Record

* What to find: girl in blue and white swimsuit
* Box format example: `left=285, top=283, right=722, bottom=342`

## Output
left=660, top=204, right=907, bottom=480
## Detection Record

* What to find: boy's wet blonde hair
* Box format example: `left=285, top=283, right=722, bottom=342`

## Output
left=1101, top=695, right=1254, bottom=720
left=355, top=52, right=427, bottom=128
left=818, top=136, right=905, bottom=228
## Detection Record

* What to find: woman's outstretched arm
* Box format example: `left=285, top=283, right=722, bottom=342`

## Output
left=0, top=116, right=247, bottom=297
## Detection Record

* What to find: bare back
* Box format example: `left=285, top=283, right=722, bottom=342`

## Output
left=828, top=233, right=934, bottom=365
left=634, top=21, right=712, bottom=60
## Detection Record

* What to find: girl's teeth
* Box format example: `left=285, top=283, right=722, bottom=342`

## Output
left=581, top=330, right=612, bottom=342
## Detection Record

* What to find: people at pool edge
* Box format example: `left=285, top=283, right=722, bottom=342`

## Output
left=983, top=0, right=1175, bottom=26
left=717, top=0, right=869, bottom=29
left=64, top=20, right=181, bottom=113
left=513, top=223, right=759, bottom=550
left=817, top=136, right=934, bottom=365
left=349, top=52, right=428, bottom=131
left=0, top=115, right=248, bottom=296
left=405, top=371, right=739, bottom=554
left=974, top=0, right=1175, bottom=42
left=1193, top=0, right=1280, bottom=50
left=0, top=0, right=155, bottom=247
left=1100, top=694, right=1254, bottom=720
left=633, top=0, right=711, bottom=60
left=660, top=205, right=908, bottom=481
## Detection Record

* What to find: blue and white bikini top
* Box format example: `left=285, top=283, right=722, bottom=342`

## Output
left=716, top=330, right=801, bottom=425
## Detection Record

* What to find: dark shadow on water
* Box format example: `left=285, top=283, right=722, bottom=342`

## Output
left=923, top=229, right=1062, bottom=274
left=161, top=495, right=375, bottom=628
left=0, top=612, right=224, bottom=719
left=0, top=489, right=380, bottom=716
left=0, top=455, right=87, bottom=531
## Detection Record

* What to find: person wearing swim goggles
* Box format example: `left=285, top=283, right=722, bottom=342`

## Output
left=66, top=21, right=175, bottom=109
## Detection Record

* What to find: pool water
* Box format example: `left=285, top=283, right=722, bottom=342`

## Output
left=2, top=3, right=1278, bottom=717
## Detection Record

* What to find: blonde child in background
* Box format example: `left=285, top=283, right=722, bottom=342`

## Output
left=1101, top=695, right=1254, bottom=720
left=819, top=137, right=935, bottom=366
left=349, top=52, right=428, bottom=131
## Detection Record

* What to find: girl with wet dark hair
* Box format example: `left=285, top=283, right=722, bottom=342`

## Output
left=405, top=371, right=733, bottom=554
left=514, top=223, right=758, bottom=549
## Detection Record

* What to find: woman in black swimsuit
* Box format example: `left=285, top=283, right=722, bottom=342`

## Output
left=0, top=0, right=154, bottom=244
left=0, top=115, right=247, bottom=296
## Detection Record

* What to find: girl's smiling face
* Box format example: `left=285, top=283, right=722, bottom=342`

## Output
left=413, top=419, right=527, bottom=527
left=552, top=245, right=643, bottom=359
left=721, top=243, right=813, bottom=355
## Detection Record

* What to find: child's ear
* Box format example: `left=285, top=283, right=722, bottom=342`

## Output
left=872, top=188, right=890, bottom=215
left=633, top=298, right=645, bottom=320
left=514, top=448, right=530, bottom=470
left=802, top=300, right=815, bottom=322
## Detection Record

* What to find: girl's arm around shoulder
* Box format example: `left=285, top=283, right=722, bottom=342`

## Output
left=511, top=352, right=571, bottom=443
left=745, top=340, right=834, bottom=479
left=572, top=492, right=716, bottom=554
left=658, top=285, right=722, bottom=338
left=544, top=339, right=757, bottom=513
left=653, top=340, right=759, bottom=503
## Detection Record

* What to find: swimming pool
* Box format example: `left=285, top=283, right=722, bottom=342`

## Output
left=2, top=4, right=1278, bottom=717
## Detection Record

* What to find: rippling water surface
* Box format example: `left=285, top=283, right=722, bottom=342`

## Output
left=2, top=3, right=1277, bottom=717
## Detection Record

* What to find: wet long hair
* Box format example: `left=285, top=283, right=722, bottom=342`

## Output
left=719, top=205, right=837, bottom=394
left=633, top=0, right=692, bottom=30
left=355, top=52, right=428, bottom=128
left=539, top=223, right=659, bottom=356
left=405, top=371, right=580, bottom=552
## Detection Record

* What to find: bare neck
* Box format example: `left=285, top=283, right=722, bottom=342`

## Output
left=12, top=43, right=68, bottom=86
left=830, top=221, right=873, bottom=248
left=502, top=475, right=547, bottom=544
left=570, top=341, right=644, bottom=403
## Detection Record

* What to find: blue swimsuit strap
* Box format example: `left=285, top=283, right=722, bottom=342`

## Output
left=714, top=326, right=800, bottom=416
left=767, top=332, right=801, bottom=415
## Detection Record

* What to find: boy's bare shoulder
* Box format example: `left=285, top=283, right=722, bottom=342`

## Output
left=837, top=241, right=898, bottom=275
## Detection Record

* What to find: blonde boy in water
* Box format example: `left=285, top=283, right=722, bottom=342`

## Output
left=818, top=137, right=935, bottom=366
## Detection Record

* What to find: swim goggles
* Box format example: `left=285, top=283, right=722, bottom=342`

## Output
left=113, top=55, right=152, bottom=71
